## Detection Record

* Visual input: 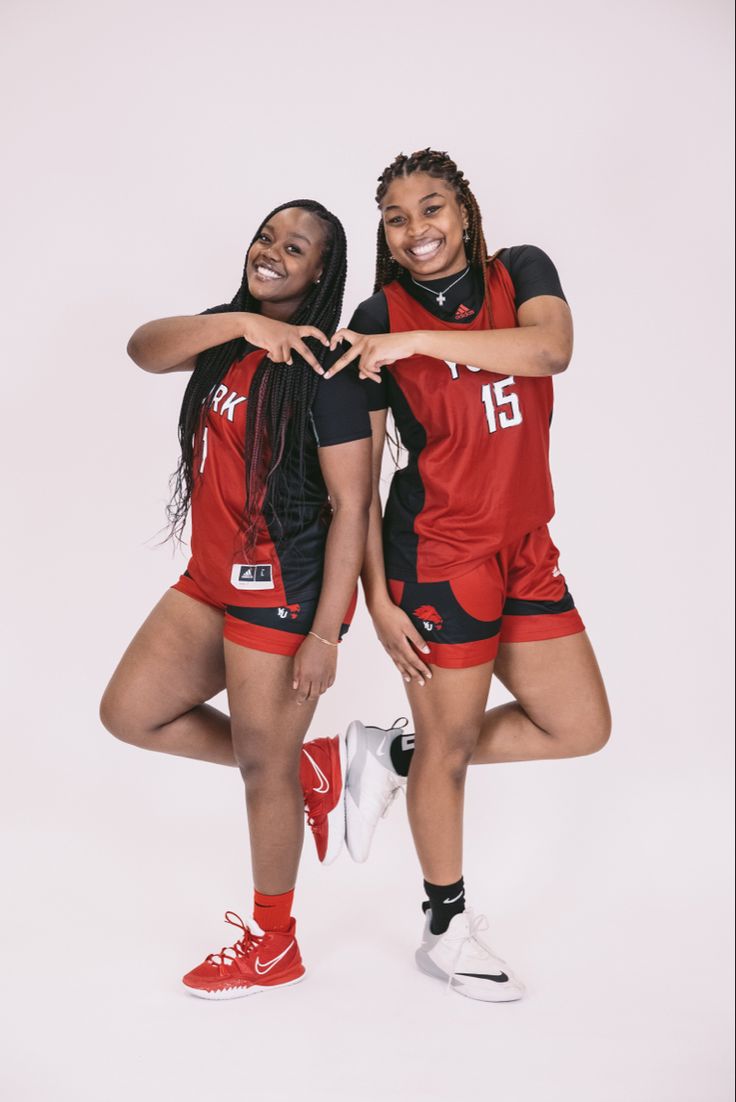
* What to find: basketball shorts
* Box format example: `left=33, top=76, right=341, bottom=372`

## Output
left=388, top=525, right=585, bottom=669
left=172, top=572, right=357, bottom=657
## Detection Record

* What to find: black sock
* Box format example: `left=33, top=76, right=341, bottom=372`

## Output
left=390, top=732, right=415, bottom=776
left=423, top=877, right=465, bottom=934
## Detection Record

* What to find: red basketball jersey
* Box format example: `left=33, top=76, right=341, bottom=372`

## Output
left=379, top=259, right=555, bottom=582
left=185, top=347, right=371, bottom=607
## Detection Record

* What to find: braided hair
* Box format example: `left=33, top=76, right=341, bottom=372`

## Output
left=373, top=150, right=492, bottom=465
left=373, top=148, right=491, bottom=293
left=167, top=199, right=347, bottom=551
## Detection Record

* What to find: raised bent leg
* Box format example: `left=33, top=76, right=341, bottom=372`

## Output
left=99, top=588, right=235, bottom=766
left=470, top=632, right=611, bottom=765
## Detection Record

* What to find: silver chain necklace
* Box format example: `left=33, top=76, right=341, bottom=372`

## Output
left=410, top=265, right=470, bottom=307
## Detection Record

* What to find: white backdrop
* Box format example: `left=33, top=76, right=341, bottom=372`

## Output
left=1, top=1, right=733, bottom=1100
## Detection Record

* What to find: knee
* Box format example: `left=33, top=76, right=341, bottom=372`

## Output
left=561, top=701, right=612, bottom=758
left=99, top=683, right=149, bottom=749
left=233, top=728, right=299, bottom=789
left=414, top=728, right=478, bottom=785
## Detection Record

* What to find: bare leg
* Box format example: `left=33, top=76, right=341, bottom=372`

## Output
left=225, top=642, right=318, bottom=894
left=100, top=589, right=235, bottom=766
left=404, top=663, right=494, bottom=885
left=469, top=632, right=611, bottom=765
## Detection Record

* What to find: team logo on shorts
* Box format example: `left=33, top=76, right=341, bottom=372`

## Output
left=413, top=605, right=444, bottom=632
left=277, top=603, right=301, bottom=621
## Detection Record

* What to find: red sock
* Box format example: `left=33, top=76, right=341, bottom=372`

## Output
left=253, top=888, right=294, bottom=932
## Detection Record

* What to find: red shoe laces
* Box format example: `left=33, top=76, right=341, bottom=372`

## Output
left=205, top=911, right=262, bottom=967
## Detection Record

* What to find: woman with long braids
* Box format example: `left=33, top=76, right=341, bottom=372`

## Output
left=319, top=150, right=611, bottom=1001
left=100, top=200, right=372, bottom=998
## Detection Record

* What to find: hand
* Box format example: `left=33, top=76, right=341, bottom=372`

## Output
left=240, top=313, right=329, bottom=374
left=292, top=634, right=338, bottom=705
left=325, top=330, right=419, bottom=381
left=370, top=600, right=432, bottom=686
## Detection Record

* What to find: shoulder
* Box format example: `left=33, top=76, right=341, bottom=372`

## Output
left=310, top=354, right=372, bottom=447
left=348, top=290, right=390, bottom=335
left=494, top=245, right=567, bottom=307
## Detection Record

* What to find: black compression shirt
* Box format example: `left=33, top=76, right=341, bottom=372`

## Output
left=348, top=244, right=566, bottom=335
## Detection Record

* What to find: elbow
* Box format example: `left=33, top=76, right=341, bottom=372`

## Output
left=126, top=330, right=146, bottom=369
left=540, top=344, right=572, bottom=376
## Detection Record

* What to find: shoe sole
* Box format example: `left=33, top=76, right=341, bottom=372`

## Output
left=321, top=728, right=347, bottom=866
left=345, top=720, right=370, bottom=863
left=183, top=971, right=307, bottom=1000
left=415, top=952, right=524, bottom=1003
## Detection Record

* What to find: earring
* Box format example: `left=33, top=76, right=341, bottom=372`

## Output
left=463, top=229, right=470, bottom=243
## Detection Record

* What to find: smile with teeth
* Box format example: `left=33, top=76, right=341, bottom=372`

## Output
left=407, top=238, right=443, bottom=259
left=254, top=263, right=284, bottom=280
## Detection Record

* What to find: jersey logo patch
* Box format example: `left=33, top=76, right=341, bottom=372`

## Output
left=230, top=564, right=274, bottom=591
left=277, top=603, right=302, bottom=620
left=413, top=605, right=444, bottom=632
left=454, top=303, right=475, bottom=320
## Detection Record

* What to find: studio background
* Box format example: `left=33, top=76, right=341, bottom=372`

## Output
left=1, top=1, right=733, bottom=1100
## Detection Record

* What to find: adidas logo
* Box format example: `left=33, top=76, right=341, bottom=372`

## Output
left=454, top=303, right=475, bottom=320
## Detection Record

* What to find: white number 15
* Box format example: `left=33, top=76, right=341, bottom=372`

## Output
left=481, top=377, right=523, bottom=434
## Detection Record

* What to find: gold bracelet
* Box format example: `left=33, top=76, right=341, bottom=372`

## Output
left=308, top=630, right=340, bottom=648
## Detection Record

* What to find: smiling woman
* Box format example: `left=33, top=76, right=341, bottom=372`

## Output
left=304, top=148, right=611, bottom=1004
left=99, top=198, right=373, bottom=1000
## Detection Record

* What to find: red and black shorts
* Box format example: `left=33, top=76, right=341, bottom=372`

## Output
left=172, top=572, right=357, bottom=657
left=388, top=525, right=585, bottom=670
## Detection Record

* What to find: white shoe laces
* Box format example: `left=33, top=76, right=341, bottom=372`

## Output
left=445, top=910, right=504, bottom=993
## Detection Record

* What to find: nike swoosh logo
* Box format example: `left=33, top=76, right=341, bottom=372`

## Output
left=302, top=749, right=329, bottom=794
left=253, top=941, right=295, bottom=975
left=443, top=891, right=464, bottom=904
left=455, top=971, right=509, bottom=983
left=376, top=735, right=388, bottom=756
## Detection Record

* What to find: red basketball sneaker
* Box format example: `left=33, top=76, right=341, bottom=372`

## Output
left=300, top=731, right=347, bottom=865
left=182, top=912, right=305, bottom=1000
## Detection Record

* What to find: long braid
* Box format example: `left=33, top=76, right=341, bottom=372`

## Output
left=167, top=200, right=347, bottom=550
left=373, top=148, right=491, bottom=295
left=372, top=150, right=493, bottom=466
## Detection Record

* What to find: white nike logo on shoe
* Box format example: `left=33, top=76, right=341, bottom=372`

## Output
left=253, top=941, right=295, bottom=975
left=443, top=891, right=464, bottom=904
left=376, top=735, right=388, bottom=756
left=302, top=749, right=329, bottom=794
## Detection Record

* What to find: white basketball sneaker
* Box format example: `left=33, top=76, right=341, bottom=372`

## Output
left=415, top=909, right=525, bottom=1002
left=344, top=719, right=408, bottom=863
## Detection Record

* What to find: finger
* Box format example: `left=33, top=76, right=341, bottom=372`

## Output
left=301, top=326, right=330, bottom=348
left=406, top=628, right=432, bottom=657
left=294, top=339, right=324, bottom=375
left=402, top=639, right=432, bottom=679
left=296, top=683, right=310, bottom=706
left=329, top=328, right=356, bottom=352
left=324, top=343, right=361, bottom=379
left=358, top=366, right=383, bottom=383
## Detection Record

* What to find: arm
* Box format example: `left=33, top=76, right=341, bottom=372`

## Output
left=291, top=436, right=372, bottom=704
left=327, top=295, right=573, bottom=381
left=361, top=410, right=432, bottom=685
left=127, top=313, right=329, bottom=375
left=127, top=313, right=251, bottom=374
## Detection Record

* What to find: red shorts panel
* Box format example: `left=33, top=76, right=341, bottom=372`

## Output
left=171, top=574, right=356, bottom=657
left=388, top=525, right=584, bottom=669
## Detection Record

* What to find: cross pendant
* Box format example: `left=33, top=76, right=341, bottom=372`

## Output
left=437, top=293, right=446, bottom=306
